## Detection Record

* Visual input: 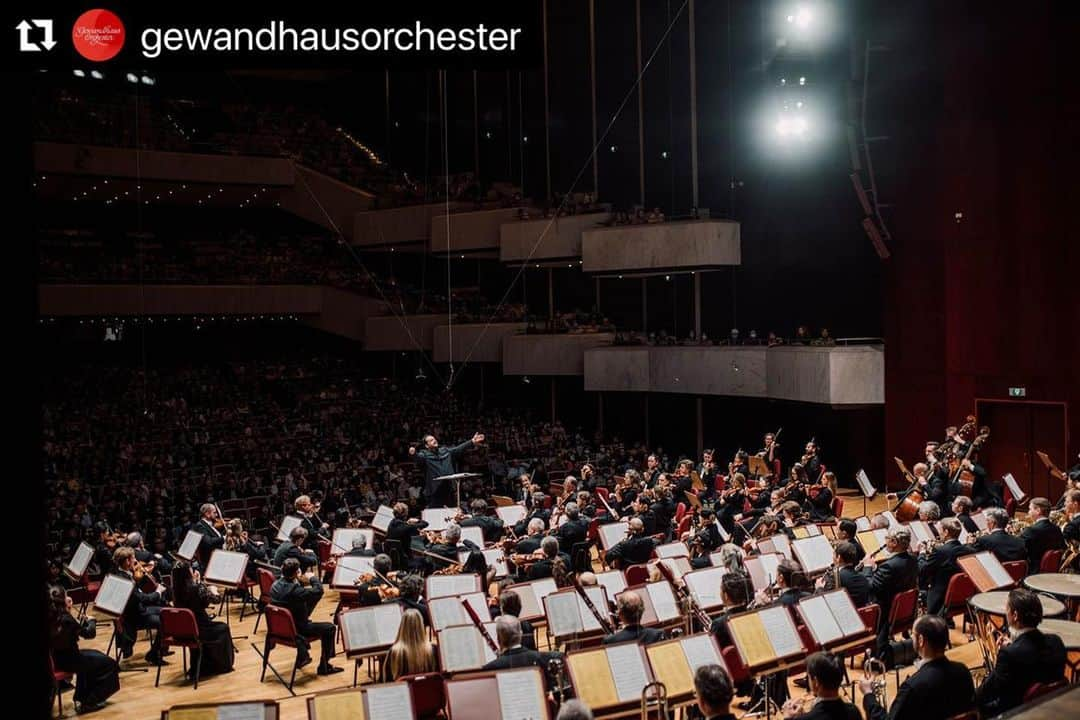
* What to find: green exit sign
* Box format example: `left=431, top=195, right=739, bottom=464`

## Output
left=1009, top=387, right=1026, bottom=397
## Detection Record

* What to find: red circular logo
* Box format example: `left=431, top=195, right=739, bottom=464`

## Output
left=72, top=9, right=125, bottom=62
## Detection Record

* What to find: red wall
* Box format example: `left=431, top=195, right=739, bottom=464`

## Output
left=883, top=1, right=1079, bottom=487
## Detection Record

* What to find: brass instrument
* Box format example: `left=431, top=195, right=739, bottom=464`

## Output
left=548, top=656, right=569, bottom=705
left=781, top=695, right=819, bottom=718
left=641, top=681, right=671, bottom=720
left=1060, top=539, right=1080, bottom=574
left=863, top=651, right=888, bottom=709
left=1005, top=516, right=1032, bottom=537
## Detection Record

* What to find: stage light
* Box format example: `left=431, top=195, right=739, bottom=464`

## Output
left=787, top=6, right=812, bottom=29
left=609, top=145, right=617, bottom=153
left=72, top=69, right=85, bottom=78
left=799, top=76, right=806, bottom=86
left=140, top=75, right=155, bottom=85
left=660, top=150, right=669, bottom=159
left=90, top=70, right=103, bottom=80
left=126, top=73, right=138, bottom=83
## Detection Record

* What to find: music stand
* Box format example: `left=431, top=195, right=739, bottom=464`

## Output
left=204, top=549, right=250, bottom=645
left=435, top=472, right=483, bottom=509
left=749, top=456, right=772, bottom=478
left=855, top=469, right=876, bottom=518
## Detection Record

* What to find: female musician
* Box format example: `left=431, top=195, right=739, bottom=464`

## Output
left=806, top=471, right=836, bottom=522
left=612, top=472, right=639, bottom=516
left=728, top=450, right=750, bottom=482
left=381, top=609, right=438, bottom=682
left=716, top=473, right=747, bottom=535
left=170, top=561, right=236, bottom=676
left=48, top=585, right=120, bottom=713
left=713, top=542, right=749, bottom=575
left=686, top=508, right=723, bottom=568
left=224, top=518, right=267, bottom=582
left=781, top=465, right=809, bottom=505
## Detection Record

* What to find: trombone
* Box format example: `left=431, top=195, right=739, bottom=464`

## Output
left=641, top=680, right=671, bottom=720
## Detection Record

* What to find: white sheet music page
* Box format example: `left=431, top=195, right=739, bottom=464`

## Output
left=906, top=521, right=934, bottom=546
left=496, top=505, right=527, bottom=526
left=680, top=634, right=721, bottom=673
left=205, top=550, right=247, bottom=585
left=686, top=567, right=725, bottom=608
left=371, top=505, right=395, bottom=533
left=981, top=553, right=1013, bottom=589
left=584, top=586, right=610, bottom=624
left=799, top=595, right=843, bottom=645
left=178, top=530, right=202, bottom=560
left=440, top=626, right=484, bottom=671
left=532, top=577, right=559, bottom=602
left=771, top=533, right=793, bottom=560
left=365, top=683, right=413, bottom=720
left=647, top=582, right=680, bottom=622
left=482, top=623, right=498, bottom=664
left=422, top=508, right=457, bottom=532
left=578, top=593, right=602, bottom=632
left=497, top=669, right=545, bottom=720
left=656, top=542, right=690, bottom=559
left=595, top=570, right=627, bottom=599
left=793, top=535, right=834, bottom=574
left=606, top=643, right=650, bottom=703
left=600, top=522, right=630, bottom=550
left=855, top=516, right=871, bottom=531
left=515, top=585, right=542, bottom=618
left=95, top=574, right=134, bottom=616
left=856, top=469, right=876, bottom=498
left=460, top=526, right=485, bottom=547
left=276, top=515, right=303, bottom=542
left=428, top=573, right=480, bottom=599
left=1002, top=473, right=1025, bottom=503
left=342, top=609, right=378, bottom=649
left=217, top=704, right=265, bottom=720
left=715, top=520, right=731, bottom=543
left=429, top=597, right=467, bottom=631
left=546, top=591, right=584, bottom=636
left=823, top=591, right=865, bottom=636
left=374, top=604, right=403, bottom=645
left=67, top=542, right=94, bottom=577
left=462, top=592, right=492, bottom=622
left=759, top=606, right=802, bottom=657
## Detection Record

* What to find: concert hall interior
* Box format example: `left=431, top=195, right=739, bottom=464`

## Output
left=26, top=1, right=1078, bottom=720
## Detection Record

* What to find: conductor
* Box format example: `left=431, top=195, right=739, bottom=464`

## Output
left=410, top=432, right=485, bottom=508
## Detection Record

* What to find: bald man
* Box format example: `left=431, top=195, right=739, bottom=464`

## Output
left=604, top=517, right=657, bottom=567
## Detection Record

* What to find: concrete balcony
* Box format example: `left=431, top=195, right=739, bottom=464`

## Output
left=502, top=332, right=615, bottom=375
left=431, top=208, right=525, bottom=254
left=500, top=212, right=612, bottom=263
left=353, top=202, right=470, bottom=249
left=364, top=314, right=445, bottom=351
left=581, top=219, right=741, bottom=273
left=432, top=323, right=527, bottom=363
left=585, top=344, right=884, bottom=405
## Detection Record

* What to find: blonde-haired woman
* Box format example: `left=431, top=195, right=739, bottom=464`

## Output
left=382, top=609, right=438, bottom=681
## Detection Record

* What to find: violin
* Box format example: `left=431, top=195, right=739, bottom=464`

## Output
left=354, top=571, right=401, bottom=599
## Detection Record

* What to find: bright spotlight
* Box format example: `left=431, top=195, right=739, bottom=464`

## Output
left=795, top=6, right=812, bottom=28
left=799, top=76, right=806, bottom=86
left=125, top=73, right=138, bottom=83
left=72, top=69, right=85, bottom=78
left=90, top=70, right=104, bottom=80
left=140, top=75, right=155, bottom=85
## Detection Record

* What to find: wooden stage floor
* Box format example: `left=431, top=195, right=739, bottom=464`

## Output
left=67, top=492, right=989, bottom=720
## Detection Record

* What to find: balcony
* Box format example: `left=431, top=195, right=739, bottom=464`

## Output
left=502, top=332, right=615, bottom=375
left=581, top=219, right=740, bottom=273
left=500, top=211, right=612, bottom=263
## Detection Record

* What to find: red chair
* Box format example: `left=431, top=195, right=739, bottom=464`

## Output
left=595, top=486, right=611, bottom=503
left=788, top=624, right=821, bottom=679
left=1003, top=560, right=1028, bottom=586
left=1022, top=679, right=1067, bottom=703
left=675, top=514, right=693, bottom=538
left=400, top=672, right=445, bottom=720
left=317, top=539, right=333, bottom=573
left=886, top=589, right=918, bottom=641
left=259, top=605, right=319, bottom=695
left=625, top=563, right=650, bottom=586
left=1040, top=549, right=1064, bottom=574
left=68, top=576, right=101, bottom=616
left=940, top=573, right=977, bottom=634
left=720, top=645, right=751, bottom=686
left=155, top=608, right=203, bottom=689
left=772, top=459, right=782, bottom=481
left=252, top=568, right=276, bottom=634
left=831, top=496, right=845, bottom=519
left=714, top=475, right=726, bottom=494
left=50, top=654, right=74, bottom=718
left=841, top=604, right=881, bottom=668
left=586, top=518, right=600, bottom=543
left=674, top=502, right=688, bottom=526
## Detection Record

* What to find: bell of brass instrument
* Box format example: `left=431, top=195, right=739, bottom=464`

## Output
left=641, top=681, right=671, bottom=720
left=548, top=656, right=568, bottom=705
left=863, top=651, right=888, bottom=709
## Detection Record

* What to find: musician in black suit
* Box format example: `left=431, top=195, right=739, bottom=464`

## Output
left=604, top=517, right=657, bottom=567
left=483, top=615, right=562, bottom=687
left=459, top=499, right=505, bottom=542
left=602, top=590, right=665, bottom=645
left=294, top=495, right=329, bottom=549
left=716, top=474, right=747, bottom=535
left=976, top=588, right=1067, bottom=714
left=112, top=546, right=167, bottom=664
left=806, top=472, right=836, bottom=522
left=860, top=615, right=974, bottom=720
left=426, top=523, right=479, bottom=571
left=271, top=526, right=319, bottom=571
left=1063, top=490, right=1080, bottom=543
left=344, top=535, right=376, bottom=557
left=528, top=536, right=571, bottom=581
left=773, top=558, right=811, bottom=610
left=688, top=508, right=725, bottom=569
left=835, top=520, right=865, bottom=565
left=951, top=496, right=979, bottom=534
left=785, top=652, right=861, bottom=720
left=1019, top=497, right=1065, bottom=572
left=802, top=441, right=822, bottom=482
left=514, top=494, right=551, bottom=536
left=555, top=503, right=589, bottom=548
left=628, top=493, right=658, bottom=536
left=355, top=554, right=395, bottom=607
left=710, top=572, right=752, bottom=647
left=972, top=508, right=1027, bottom=563
left=515, top=518, right=546, bottom=555
left=818, top=542, right=871, bottom=607
left=693, top=664, right=737, bottom=720
left=919, top=518, right=973, bottom=615
left=650, top=486, right=677, bottom=541
left=397, top=573, right=429, bottom=625
left=497, top=590, right=537, bottom=650
left=192, top=503, right=225, bottom=562
left=728, top=451, right=751, bottom=486
left=864, top=526, right=919, bottom=655
left=409, top=431, right=484, bottom=508
left=386, top=502, right=428, bottom=547
left=269, top=558, right=342, bottom=675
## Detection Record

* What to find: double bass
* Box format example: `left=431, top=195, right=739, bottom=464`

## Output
left=949, top=417, right=990, bottom=498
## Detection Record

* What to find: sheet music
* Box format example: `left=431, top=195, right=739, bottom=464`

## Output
left=958, top=526, right=970, bottom=544
left=856, top=469, right=877, bottom=498
left=496, top=505, right=528, bottom=526
left=715, top=520, right=731, bottom=543
left=855, top=516, right=871, bottom=531
left=759, top=606, right=802, bottom=657
left=205, top=550, right=247, bottom=586
left=823, top=591, right=865, bottom=636
left=685, top=567, right=727, bottom=608
left=1002, top=473, right=1026, bottom=502
left=469, top=548, right=510, bottom=578
left=460, top=526, right=485, bottom=547
left=532, top=577, right=559, bottom=602
left=680, top=634, right=721, bottom=673
left=514, top=585, right=542, bottom=618
left=599, top=521, right=629, bottom=550
left=333, top=556, right=375, bottom=586
left=800, top=595, right=843, bottom=645
left=421, top=508, right=458, bottom=532
left=276, top=515, right=303, bottom=542
left=805, top=524, right=822, bottom=537
left=440, top=626, right=485, bottom=671
left=971, top=512, right=989, bottom=532
left=745, top=554, right=781, bottom=592
left=371, top=505, right=395, bottom=533
left=792, top=535, right=834, bottom=574
left=178, top=530, right=203, bottom=560
left=463, top=592, right=492, bottom=622
left=882, top=511, right=900, bottom=528
left=656, top=542, right=690, bottom=559
left=342, top=609, right=379, bottom=649
left=331, top=528, right=375, bottom=556
left=497, top=669, right=545, bottom=720
left=595, top=571, right=627, bottom=599
left=584, top=586, right=609, bottom=622
left=427, top=573, right=480, bottom=599
left=770, top=533, right=793, bottom=560
left=374, top=604, right=404, bottom=646
left=312, top=691, right=363, bottom=720
left=906, top=521, right=935, bottom=547
left=606, top=643, right=650, bottom=703
left=482, top=623, right=498, bottom=664
left=659, top=557, right=692, bottom=580
left=647, top=582, right=680, bottom=622
left=94, top=574, right=134, bottom=616
left=365, top=683, right=413, bottom=720
left=546, top=591, right=585, bottom=636
left=67, top=542, right=94, bottom=577
left=981, top=553, right=1014, bottom=589
left=217, top=704, right=265, bottom=720
left=429, top=597, right=468, bottom=631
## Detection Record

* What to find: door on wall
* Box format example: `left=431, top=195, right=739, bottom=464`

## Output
left=976, top=400, right=1068, bottom=500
